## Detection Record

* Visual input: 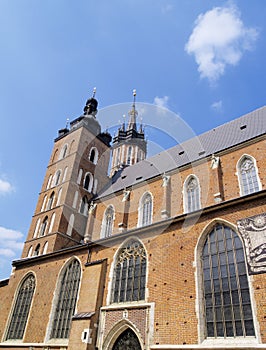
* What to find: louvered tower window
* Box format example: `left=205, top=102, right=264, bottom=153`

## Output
left=6, top=274, right=35, bottom=340
left=202, top=224, right=255, bottom=338
left=112, top=240, right=146, bottom=303
left=50, top=259, right=81, bottom=339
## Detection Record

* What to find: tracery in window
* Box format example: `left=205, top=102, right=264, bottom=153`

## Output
left=101, top=205, right=114, bottom=238
left=50, top=259, right=81, bottom=339
left=201, top=224, right=255, bottom=338
left=185, top=175, right=201, bottom=213
left=138, top=192, right=153, bottom=227
left=6, top=274, right=35, bottom=340
left=112, top=239, right=147, bottom=303
left=112, top=328, right=141, bottom=350
left=238, top=155, right=260, bottom=196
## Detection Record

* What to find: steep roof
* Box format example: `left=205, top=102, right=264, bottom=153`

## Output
left=97, top=106, right=266, bottom=199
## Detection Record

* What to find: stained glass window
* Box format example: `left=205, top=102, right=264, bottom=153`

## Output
left=202, top=224, right=255, bottom=338
left=239, top=156, right=260, bottom=195
left=113, top=240, right=146, bottom=303
left=6, top=274, right=35, bottom=340
left=50, top=259, right=81, bottom=339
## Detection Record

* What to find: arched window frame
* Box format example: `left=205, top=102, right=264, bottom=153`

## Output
left=41, top=195, right=47, bottom=212
left=39, top=216, right=48, bottom=237
left=77, top=168, right=83, bottom=185
left=33, top=218, right=41, bottom=238
left=56, top=188, right=62, bottom=206
left=46, top=174, right=53, bottom=190
left=89, top=147, right=99, bottom=164
left=138, top=192, right=153, bottom=227
left=48, top=213, right=56, bottom=234
left=237, top=155, right=261, bottom=196
left=127, top=146, right=132, bottom=165
left=67, top=214, right=75, bottom=236
left=27, top=246, right=33, bottom=257
left=100, top=205, right=115, bottom=238
left=109, top=238, right=147, bottom=304
left=48, top=258, right=81, bottom=340
left=183, top=174, right=201, bottom=213
left=5, top=273, right=36, bottom=340
left=80, top=196, right=89, bottom=216
left=59, top=144, right=68, bottom=160
left=43, top=241, right=48, bottom=255
left=195, top=220, right=256, bottom=342
left=46, top=192, right=55, bottom=211
left=83, top=172, right=93, bottom=192
left=33, top=244, right=41, bottom=256
left=52, top=169, right=62, bottom=187
left=62, top=166, right=68, bottom=183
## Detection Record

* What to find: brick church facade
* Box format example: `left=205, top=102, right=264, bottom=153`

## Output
left=0, top=92, right=266, bottom=350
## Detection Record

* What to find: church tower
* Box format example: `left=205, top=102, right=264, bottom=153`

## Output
left=21, top=89, right=112, bottom=258
left=110, top=90, right=147, bottom=176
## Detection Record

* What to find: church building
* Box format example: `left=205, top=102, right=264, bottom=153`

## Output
left=0, top=90, right=266, bottom=350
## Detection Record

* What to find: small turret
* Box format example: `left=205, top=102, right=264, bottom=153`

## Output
left=110, top=89, right=147, bottom=176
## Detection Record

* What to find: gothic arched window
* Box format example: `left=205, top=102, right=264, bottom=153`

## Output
left=84, top=172, right=93, bottom=192
left=184, top=175, right=201, bottom=213
left=39, top=216, right=48, bottom=237
left=80, top=196, right=89, bottom=216
left=50, top=259, right=81, bottom=339
left=6, top=274, right=35, bottom=340
left=89, top=147, right=98, bottom=164
left=112, top=328, right=141, bottom=350
left=112, top=239, right=147, bottom=303
left=46, top=192, right=55, bottom=210
left=201, top=224, right=255, bottom=338
left=101, top=205, right=114, bottom=238
left=59, top=144, right=68, bottom=160
left=238, top=156, right=260, bottom=196
left=138, top=192, right=153, bottom=227
left=127, top=146, right=132, bottom=165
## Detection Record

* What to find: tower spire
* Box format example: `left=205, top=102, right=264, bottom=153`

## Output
left=83, top=87, right=98, bottom=117
left=127, top=89, right=138, bottom=131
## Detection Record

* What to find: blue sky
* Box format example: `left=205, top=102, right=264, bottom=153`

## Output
left=0, top=0, right=265, bottom=279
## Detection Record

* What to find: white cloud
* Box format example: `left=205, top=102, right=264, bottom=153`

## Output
left=0, top=178, right=13, bottom=194
left=0, top=227, right=24, bottom=260
left=153, top=96, right=169, bottom=109
left=211, top=100, right=223, bottom=111
left=185, top=5, right=258, bottom=82
left=162, top=4, right=174, bottom=14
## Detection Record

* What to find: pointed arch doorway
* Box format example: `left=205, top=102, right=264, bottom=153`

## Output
left=111, top=328, right=142, bottom=350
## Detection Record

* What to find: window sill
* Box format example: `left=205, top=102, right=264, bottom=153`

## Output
left=201, top=337, right=258, bottom=347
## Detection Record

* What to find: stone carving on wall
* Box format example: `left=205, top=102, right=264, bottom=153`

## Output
left=237, top=213, right=266, bottom=274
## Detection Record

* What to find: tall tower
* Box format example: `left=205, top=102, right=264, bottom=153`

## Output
left=21, top=89, right=112, bottom=258
left=110, top=90, right=147, bottom=176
